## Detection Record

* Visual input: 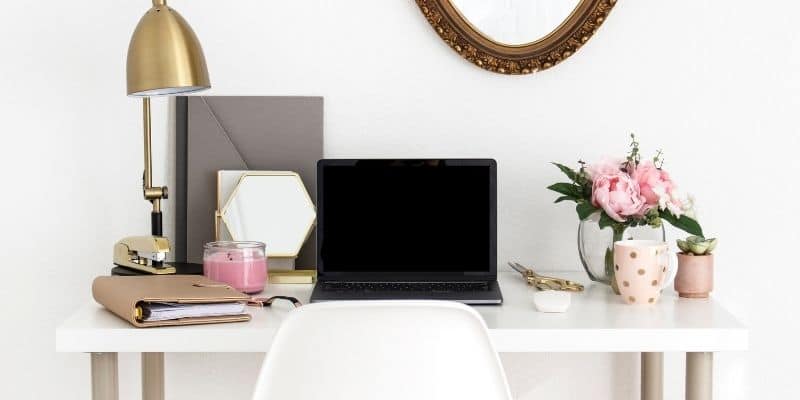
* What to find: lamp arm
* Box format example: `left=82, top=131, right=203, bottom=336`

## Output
left=141, top=97, right=168, bottom=236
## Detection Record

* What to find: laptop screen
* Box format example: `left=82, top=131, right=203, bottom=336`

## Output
left=317, top=159, right=496, bottom=279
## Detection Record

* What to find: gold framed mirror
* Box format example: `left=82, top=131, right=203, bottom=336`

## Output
left=415, top=0, right=617, bottom=74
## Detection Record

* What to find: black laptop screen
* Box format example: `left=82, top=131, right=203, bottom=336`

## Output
left=318, top=160, right=496, bottom=276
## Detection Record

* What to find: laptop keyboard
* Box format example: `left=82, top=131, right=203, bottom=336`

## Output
left=322, top=281, right=490, bottom=292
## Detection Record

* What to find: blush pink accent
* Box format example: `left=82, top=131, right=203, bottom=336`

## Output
left=591, top=173, right=646, bottom=222
left=614, top=241, right=671, bottom=305
left=630, top=161, right=674, bottom=206
left=674, top=253, right=714, bottom=298
left=204, top=251, right=268, bottom=294
left=586, top=158, right=625, bottom=178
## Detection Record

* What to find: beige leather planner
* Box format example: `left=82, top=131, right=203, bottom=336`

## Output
left=92, top=275, right=252, bottom=328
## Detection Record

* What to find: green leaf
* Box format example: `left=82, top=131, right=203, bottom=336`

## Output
left=554, top=195, right=576, bottom=204
left=688, top=241, right=711, bottom=255
left=582, top=182, right=593, bottom=199
left=576, top=202, right=598, bottom=220
left=552, top=162, right=579, bottom=182
left=646, top=217, right=663, bottom=229
left=686, top=235, right=704, bottom=243
left=598, top=212, right=618, bottom=230
left=706, top=238, right=718, bottom=253
left=547, top=182, right=582, bottom=197
left=661, top=212, right=704, bottom=237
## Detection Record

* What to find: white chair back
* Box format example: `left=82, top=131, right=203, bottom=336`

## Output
left=251, top=301, right=512, bottom=400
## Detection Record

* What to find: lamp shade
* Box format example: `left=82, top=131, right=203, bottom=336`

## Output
left=127, top=1, right=210, bottom=96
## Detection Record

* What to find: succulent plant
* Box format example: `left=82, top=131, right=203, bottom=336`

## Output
left=677, top=236, right=718, bottom=256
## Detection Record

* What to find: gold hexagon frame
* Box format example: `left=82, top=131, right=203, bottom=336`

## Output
left=217, top=171, right=316, bottom=259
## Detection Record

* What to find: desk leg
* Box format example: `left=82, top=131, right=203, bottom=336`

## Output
left=641, top=352, right=663, bottom=400
left=686, top=352, right=713, bottom=400
left=142, top=352, right=166, bottom=400
left=91, top=352, right=119, bottom=400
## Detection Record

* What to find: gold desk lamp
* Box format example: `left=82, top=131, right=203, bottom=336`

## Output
left=113, top=0, right=211, bottom=274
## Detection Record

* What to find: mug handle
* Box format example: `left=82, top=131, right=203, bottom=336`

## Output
left=661, top=252, right=678, bottom=290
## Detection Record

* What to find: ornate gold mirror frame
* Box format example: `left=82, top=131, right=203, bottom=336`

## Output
left=415, top=0, right=617, bottom=74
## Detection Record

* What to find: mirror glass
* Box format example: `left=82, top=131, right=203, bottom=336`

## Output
left=220, top=173, right=316, bottom=258
left=449, top=0, right=582, bottom=46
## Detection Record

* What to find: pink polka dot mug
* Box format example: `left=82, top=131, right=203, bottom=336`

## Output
left=613, top=240, right=676, bottom=305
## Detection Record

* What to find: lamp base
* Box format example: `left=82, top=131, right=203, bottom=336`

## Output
left=112, top=262, right=202, bottom=276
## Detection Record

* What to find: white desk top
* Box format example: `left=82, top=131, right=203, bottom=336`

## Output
left=56, top=271, right=747, bottom=353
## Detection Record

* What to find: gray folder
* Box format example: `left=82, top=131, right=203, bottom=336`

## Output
left=175, top=96, right=323, bottom=267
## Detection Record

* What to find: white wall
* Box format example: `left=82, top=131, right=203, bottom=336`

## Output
left=1, top=0, right=797, bottom=398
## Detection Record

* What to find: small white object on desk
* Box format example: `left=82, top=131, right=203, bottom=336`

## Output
left=533, top=290, right=571, bottom=313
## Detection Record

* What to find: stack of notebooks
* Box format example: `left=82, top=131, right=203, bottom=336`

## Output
left=92, top=275, right=252, bottom=328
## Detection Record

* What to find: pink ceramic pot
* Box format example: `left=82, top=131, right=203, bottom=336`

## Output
left=674, top=253, right=713, bottom=298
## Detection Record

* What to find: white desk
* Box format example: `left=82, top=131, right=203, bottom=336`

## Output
left=56, top=271, right=747, bottom=400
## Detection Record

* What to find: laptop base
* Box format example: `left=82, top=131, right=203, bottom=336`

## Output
left=310, top=280, right=503, bottom=305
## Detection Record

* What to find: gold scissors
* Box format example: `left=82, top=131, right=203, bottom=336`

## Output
left=508, top=262, right=584, bottom=292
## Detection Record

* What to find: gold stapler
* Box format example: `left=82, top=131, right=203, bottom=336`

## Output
left=113, top=236, right=176, bottom=275
left=508, top=262, right=584, bottom=292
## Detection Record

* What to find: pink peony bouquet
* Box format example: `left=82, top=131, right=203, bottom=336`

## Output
left=548, top=135, right=703, bottom=237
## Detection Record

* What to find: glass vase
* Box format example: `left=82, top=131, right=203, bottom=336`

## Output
left=578, top=213, right=666, bottom=293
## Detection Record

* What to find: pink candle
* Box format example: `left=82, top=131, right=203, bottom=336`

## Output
left=203, top=242, right=267, bottom=294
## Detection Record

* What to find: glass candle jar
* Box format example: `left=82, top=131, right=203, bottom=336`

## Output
left=203, top=241, right=268, bottom=294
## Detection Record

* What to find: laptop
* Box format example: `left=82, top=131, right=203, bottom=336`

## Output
left=310, top=159, right=503, bottom=304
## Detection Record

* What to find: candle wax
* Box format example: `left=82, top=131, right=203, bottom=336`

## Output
left=203, top=251, right=267, bottom=294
